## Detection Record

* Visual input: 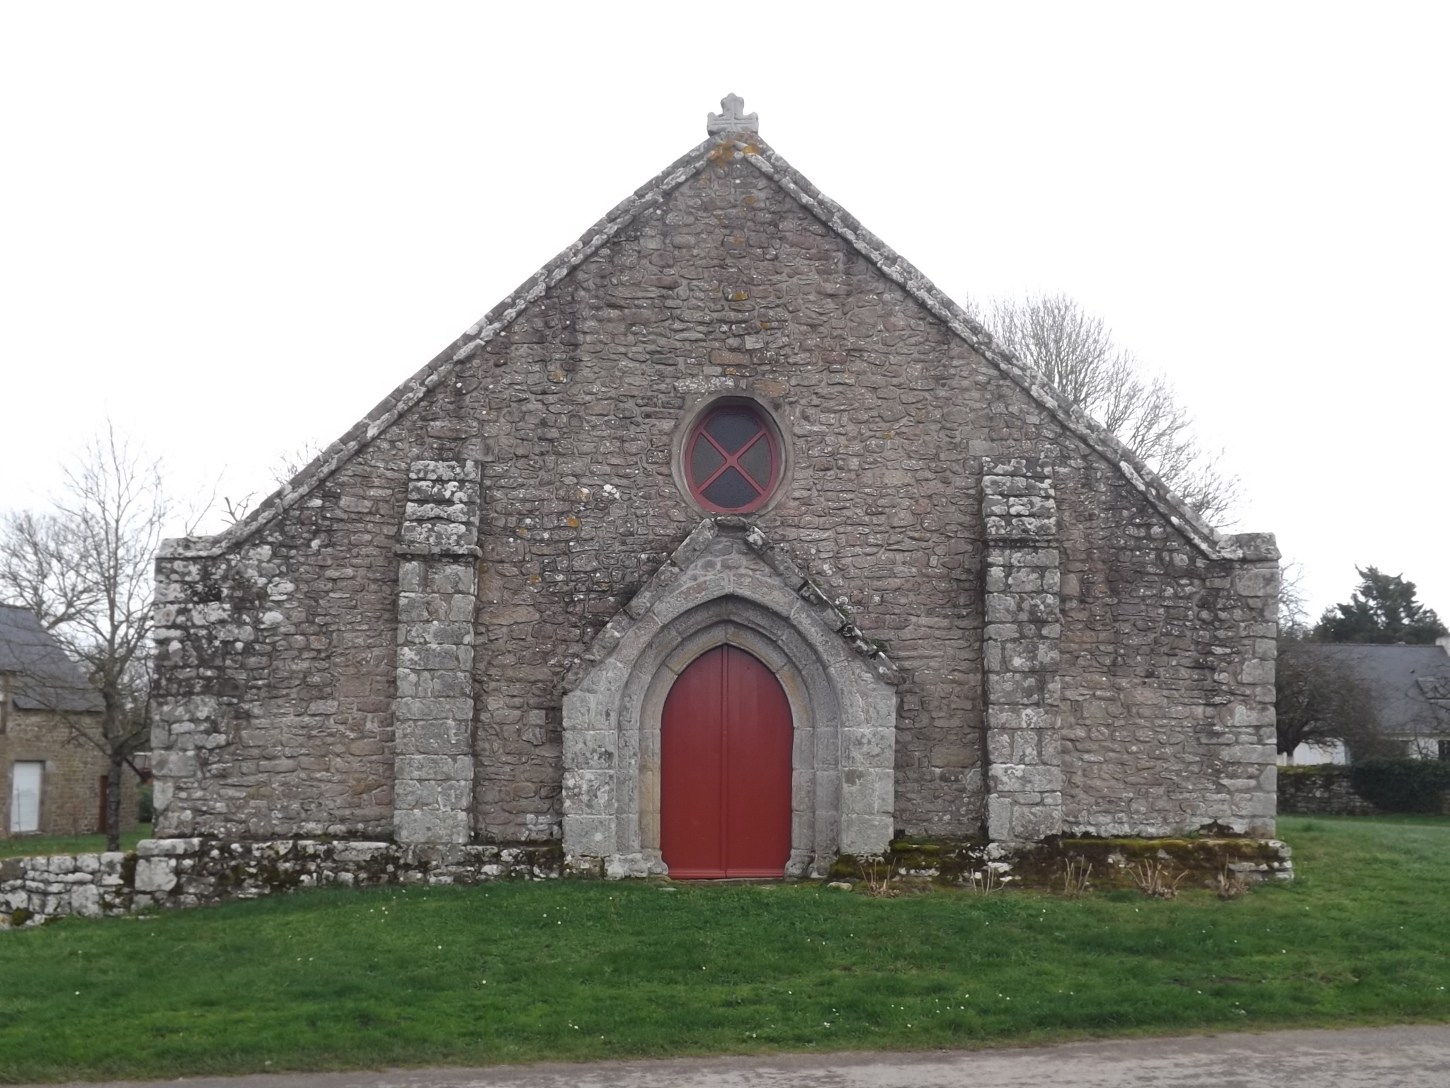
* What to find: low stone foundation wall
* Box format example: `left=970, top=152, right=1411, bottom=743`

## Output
left=1277, top=766, right=1381, bottom=816
left=4, top=833, right=1292, bottom=929
left=1, top=838, right=562, bottom=928
left=834, top=836, right=1294, bottom=892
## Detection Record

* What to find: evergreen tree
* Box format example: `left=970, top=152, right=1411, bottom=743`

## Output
left=1314, top=566, right=1448, bottom=644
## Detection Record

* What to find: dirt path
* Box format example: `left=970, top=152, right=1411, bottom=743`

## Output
left=44, top=1024, right=1450, bottom=1088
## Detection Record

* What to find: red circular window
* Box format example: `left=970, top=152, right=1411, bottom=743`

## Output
left=686, top=404, right=780, bottom=513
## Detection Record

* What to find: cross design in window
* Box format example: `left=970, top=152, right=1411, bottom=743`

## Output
left=687, top=405, right=779, bottom=513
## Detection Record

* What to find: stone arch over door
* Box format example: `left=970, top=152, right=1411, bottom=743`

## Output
left=562, top=520, right=899, bottom=878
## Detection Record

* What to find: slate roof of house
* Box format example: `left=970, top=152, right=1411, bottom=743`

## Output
left=160, top=98, right=1276, bottom=566
left=0, top=604, right=103, bottom=713
left=1302, top=642, right=1450, bottom=736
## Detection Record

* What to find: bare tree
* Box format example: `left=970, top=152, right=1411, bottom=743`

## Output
left=220, top=436, right=327, bottom=526
left=0, top=425, right=186, bottom=849
left=269, top=437, right=326, bottom=487
left=969, top=293, right=1240, bottom=524
left=0, top=510, right=98, bottom=631
left=1278, top=559, right=1310, bottom=636
left=1275, top=638, right=1390, bottom=759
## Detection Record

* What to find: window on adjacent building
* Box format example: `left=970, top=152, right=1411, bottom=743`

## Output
left=685, top=403, right=781, bottom=513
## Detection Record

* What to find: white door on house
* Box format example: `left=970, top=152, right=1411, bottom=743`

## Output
left=9, top=762, right=42, bottom=833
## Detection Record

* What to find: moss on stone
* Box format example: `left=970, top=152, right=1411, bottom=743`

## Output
left=834, top=835, right=1290, bottom=893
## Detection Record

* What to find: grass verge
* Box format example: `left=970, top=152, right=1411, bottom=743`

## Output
left=1, top=816, right=1447, bottom=1082
left=0, top=826, right=152, bottom=860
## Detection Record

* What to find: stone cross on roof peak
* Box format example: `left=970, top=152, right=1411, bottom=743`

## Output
left=707, top=93, right=758, bottom=135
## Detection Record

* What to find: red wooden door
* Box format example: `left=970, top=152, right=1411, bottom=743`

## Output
left=661, top=645, right=793, bottom=878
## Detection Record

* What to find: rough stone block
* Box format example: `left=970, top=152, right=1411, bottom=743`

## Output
left=841, top=727, right=893, bottom=770
left=1232, top=566, right=1278, bottom=598
left=395, top=718, right=472, bottom=756
left=990, top=763, right=1062, bottom=794
left=408, top=460, right=478, bottom=483
left=133, top=858, right=178, bottom=894
left=394, top=778, right=472, bottom=811
left=135, top=837, right=201, bottom=858
left=69, top=883, right=102, bottom=918
left=1239, top=659, right=1275, bottom=685
left=563, top=814, right=617, bottom=859
left=395, top=755, right=472, bottom=782
left=840, top=767, right=892, bottom=820
left=986, top=673, right=1043, bottom=706
left=562, top=769, right=614, bottom=816
left=1009, top=803, right=1064, bottom=842
left=562, top=729, right=617, bottom=771
left=394, top=696, right=474, bottom=722
left=396, top=808, right=470, bottom=845
left=839, top=814, right=894, bottom=856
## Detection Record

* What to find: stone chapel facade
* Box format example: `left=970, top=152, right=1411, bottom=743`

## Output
left=150, top=98, right=1280, bottom=879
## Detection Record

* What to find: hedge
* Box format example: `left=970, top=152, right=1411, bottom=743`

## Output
left=1347, top=759, right=1450, bottom=813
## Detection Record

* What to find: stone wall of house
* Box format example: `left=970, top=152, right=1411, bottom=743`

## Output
left=1276, top=766, right=1382, bottom=816
left=151, top=140, right=1278, bottom=847
left=1, top=709, right=139, bottom=838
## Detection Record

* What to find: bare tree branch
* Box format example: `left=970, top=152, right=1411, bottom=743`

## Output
left=969, top=293, right=1241, bottom=525
left=0, top=423, right=176, bottom=849
left=270, top=438, right=326, bottom=488
left=219, top=437, right=327, bottom=526
left=1275, top=638, right=1393, bottom=759
left=0, top=510, right=99, bottom=631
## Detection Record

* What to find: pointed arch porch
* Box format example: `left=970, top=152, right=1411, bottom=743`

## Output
left=561, top=520, right=899, bottom=878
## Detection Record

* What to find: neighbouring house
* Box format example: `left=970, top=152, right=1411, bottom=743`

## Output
left=1278, top=737, right=1348, bottom=767
left=0, top=604, right=137, bottom=838
left=149, top=97, right=1280, bottom=879
left=1280, top=637, right=1450, bottom=765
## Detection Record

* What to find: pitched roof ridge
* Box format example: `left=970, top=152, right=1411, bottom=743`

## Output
left=737, top=140, right=1250, bottom=561
left=161, top=136, right=725, bottom=559
left=161, top=127, right=1268, bottom=564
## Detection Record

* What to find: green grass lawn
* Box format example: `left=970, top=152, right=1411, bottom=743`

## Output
left=1, top=816, right=1447, bottom=1082
left=0, top=826, right=152, bottom=859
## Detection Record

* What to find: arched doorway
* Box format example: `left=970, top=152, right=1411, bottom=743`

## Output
left=561, top=520, right=899, bottom=879
left=660, top=645, right=793, bottom=878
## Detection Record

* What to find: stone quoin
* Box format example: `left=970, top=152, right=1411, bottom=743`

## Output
left=142, top=96, right=1279, bottom=886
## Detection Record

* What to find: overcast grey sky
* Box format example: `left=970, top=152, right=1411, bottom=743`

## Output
left=2, top=2, right=1446, bottom=623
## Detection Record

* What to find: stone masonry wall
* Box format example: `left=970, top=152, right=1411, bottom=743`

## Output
left=0, top=837, right=560, bottom=928
left=1054, top=456, right=1279, bottom=835
left=1277, top=767, right=1382, bottom=816
left=154, top=501, right=404, bottom=840
left=151, top=136, right=1278, bottom=846
left=2, top=832, right=1290, bottom=929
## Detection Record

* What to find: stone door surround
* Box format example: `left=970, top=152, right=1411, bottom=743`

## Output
left=561, top=519, right=899, bottom=878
